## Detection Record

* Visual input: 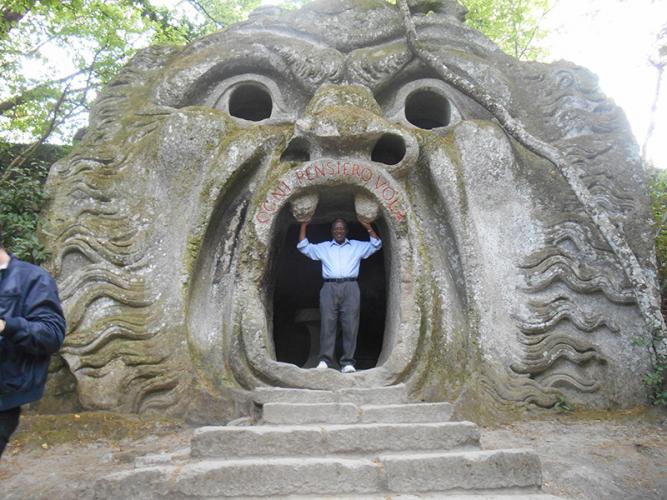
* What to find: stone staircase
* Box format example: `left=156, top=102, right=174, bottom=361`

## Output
left=95, top=384, right=562, bottom=499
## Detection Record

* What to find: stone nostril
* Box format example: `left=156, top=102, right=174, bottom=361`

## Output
left=281, top=137, right=311, bottom=162
left=371, top=133, right=406, bottom=166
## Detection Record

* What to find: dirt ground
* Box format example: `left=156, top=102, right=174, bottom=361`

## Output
left=483, top=407, right=667, bottom=499
left=1, top=407, right=666, bottom=499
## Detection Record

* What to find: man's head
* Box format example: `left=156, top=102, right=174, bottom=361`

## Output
left=331, top=218, right=348, bottom=244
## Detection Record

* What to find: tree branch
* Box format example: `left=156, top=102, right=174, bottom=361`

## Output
left=0, top=67, right=89, bottom=116
left=185, top=0, right=226, bottom=28
left=0, top=93, right=26, bottom=115
left=396, top=0, right=667, bottom=358
left=516, top=1, right=558, bottom=61
left=3, top=87, right=70, bottom=179
left=1, top=51, right=102, bottom=175
left=642, top=60, right=665, bottom=160
left=1, top=7, right=28, bottom=37
left=510, top=0, right=520, bottom=59
left=0, top=44, right=106, bottom=179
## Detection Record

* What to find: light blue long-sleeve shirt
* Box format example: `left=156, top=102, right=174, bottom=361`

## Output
left=297, top=237, right=382, bottom=279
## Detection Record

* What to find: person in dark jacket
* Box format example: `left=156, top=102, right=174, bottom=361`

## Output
left=0, top=227, right=66, bottom=458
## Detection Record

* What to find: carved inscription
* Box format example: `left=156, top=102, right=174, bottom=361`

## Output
left=255, top=160, right=406, bottom=223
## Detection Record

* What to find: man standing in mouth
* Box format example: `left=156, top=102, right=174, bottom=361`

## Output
left=297, top=217, right=381, bottom=373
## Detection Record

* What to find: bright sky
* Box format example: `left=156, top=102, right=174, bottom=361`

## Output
left=540, top=0, right=667, bottom=168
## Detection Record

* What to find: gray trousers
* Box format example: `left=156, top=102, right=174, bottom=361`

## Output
left=319, top=281, right=360, bottom=367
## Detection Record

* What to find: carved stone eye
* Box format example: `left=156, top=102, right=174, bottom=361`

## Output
left=228, top=83, right=273, bottom=121
left=382, top=79, right=461, bottom=130
left=204, top=74, right=294, bottom=123
left=404, top=89, right=451, bottom=129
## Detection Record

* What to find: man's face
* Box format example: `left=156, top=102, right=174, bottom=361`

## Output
left=332, top=221, right=347, bottom=243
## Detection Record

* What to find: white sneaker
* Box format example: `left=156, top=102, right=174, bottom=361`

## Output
left=316, top=361, right=328, bottom=370
left=341, top=364, right=356, bottom=373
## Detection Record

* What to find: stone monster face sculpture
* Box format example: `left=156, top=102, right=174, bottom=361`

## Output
left=42, top=0, right=659, bottom=420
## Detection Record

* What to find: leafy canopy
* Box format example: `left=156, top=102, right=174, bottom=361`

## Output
left=460, top=0, right=552, bottom=61
left=0, top=0, right=262, bottom=149
left=0, top=1, right=262, bottom=261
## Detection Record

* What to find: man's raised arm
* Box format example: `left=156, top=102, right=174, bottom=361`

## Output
left=297, top=219, right=322, bottom=261
left=299, top=221, right=308, bottom=242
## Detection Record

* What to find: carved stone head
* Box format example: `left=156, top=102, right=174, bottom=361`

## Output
left=42, top=0, right=659, bottom=422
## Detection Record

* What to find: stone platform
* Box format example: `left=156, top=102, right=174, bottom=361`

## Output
left=94, top=384, right=564, bottom=498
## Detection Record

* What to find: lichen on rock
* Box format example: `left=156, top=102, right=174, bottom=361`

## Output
left=40, top=0, right=660, bottom=423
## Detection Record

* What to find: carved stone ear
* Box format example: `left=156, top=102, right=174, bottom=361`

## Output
left=289, top=192, right=319, bottom=222
left=355, top=192, right=380, bottom=224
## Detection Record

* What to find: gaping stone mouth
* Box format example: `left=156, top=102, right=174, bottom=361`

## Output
left=229, top=157, right=423, bottom=390
left=270, top=186, right=389, bottom=371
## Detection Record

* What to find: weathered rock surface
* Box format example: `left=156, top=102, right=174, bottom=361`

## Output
left=290, top=192, right=319, bottom=222
left=39, top=0, right=660, bottom=422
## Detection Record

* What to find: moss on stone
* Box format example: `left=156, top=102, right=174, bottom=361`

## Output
left=306, top=84, right=383, bottom=116
left=11, top=411, right=185, bottom=449
left=183, top=232, right=204, bottom=285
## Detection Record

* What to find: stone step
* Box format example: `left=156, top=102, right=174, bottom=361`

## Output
left=253, top=383, right=408, bottom=405
left=262, top=401, right=454, bottom=425
left=191, top=421, right=480, bottom=458
left=95, top=449, right=543, bottom=498
left=381, top=449, right=543, bottom=493
left=235, top=496, right=563, bottom=499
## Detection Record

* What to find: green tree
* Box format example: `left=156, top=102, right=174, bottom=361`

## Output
left=0, top=0, right=260, bottom=262
left=460, top=0, right=552, bottom=61
left=0, top=155, right=49, bottom=262
left=646, top=164, right=667, bottom=405
left=0, top=0, right=260, bottom=166
left=184, top=0, right=260, bottom=31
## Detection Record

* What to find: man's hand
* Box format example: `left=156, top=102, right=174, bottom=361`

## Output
left=0, top=318, right=5, bottom=335
left=359, top=219, right=379, bottom=239
left=299, top=219, right=310, bottom=242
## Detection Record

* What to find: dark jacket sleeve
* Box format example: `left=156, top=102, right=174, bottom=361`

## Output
left=2, top=272, right=66, bottom=355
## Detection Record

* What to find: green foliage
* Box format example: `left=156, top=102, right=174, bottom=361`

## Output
left=644, top=362, right=667, bottom=406
left=0, top=142, right=69, bottom=263
left=1, top=1, right=185, bottom=143
left=554, top=394, right=575, bottom=413
left=0, top=1, right=267, bottom=263
left=460, top=0, right=552, bottom=61
left=0, top=1, right=262, bottom=148
left=649, top=167, right=667, bottom=291
left=646, top=165, right=667, bottom=406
